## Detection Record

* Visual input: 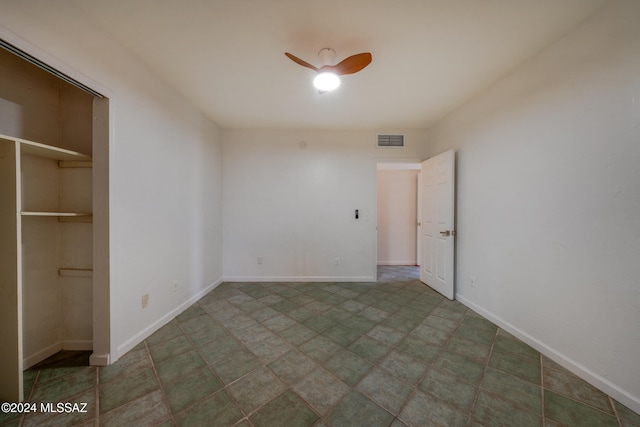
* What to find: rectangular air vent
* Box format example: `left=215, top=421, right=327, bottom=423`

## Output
left=377, top=134, right=404, bottom=148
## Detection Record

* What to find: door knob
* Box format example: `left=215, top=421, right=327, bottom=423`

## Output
left=440, top=230, right=451, bottom=237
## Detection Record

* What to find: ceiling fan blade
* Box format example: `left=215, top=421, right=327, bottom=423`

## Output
left=328, top=52, right=372, bottom=75
left=285, top=52, right=319, bottom=72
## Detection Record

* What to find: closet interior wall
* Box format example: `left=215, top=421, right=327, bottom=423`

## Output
left=0, top=47, right=94, bottom=372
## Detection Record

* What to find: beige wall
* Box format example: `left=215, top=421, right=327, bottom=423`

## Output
left=223, top=129, right=428, bottom=281
left=1, top=2, right=224, bottom=362
left=427, top=0, right=640, bottom=412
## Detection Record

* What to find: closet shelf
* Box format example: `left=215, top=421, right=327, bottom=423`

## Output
left=21, top=211, right=92, bottom=218
left=59, top=268, right=93, bottom=278
left=0, top=133, right=91, bottom=161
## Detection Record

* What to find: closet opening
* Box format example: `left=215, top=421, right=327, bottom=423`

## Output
left=0, top=38, right=110, bottom=402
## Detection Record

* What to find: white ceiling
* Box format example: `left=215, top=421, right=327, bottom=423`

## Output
left=75, top=0, right=607, bottom=130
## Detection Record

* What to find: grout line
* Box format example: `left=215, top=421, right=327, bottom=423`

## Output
left=466, top=324, right=501, bottom=425
left=609, top=395, right=623, bottom=427
left=94, top=365, right=99, bottom=427
left=540, top=352, right=545, bottom=425
left=143, top=340, right=174, bottom=426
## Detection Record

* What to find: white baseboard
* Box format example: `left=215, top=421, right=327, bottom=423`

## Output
left=23, top=342, right=62, bottom=369
left=377, top=261, right=417, bottom=266
left=456, top=294, right=640, bottom=415
left=115, top=278, right=223, bottom=360
left=223, top=276, right=375, bottom=283
left=24, top=340, right=96, bottom=368
left=89, top=352, right=110, bottom=366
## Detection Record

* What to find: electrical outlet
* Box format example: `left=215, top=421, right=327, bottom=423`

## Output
left=257, top=256, right=263, bottom=265
left=335, top=257, right=340, bottom=265
left=142, top=293, right=149, bottom=308
left=470, top=276, right=476, bottom=287
left=173, top=280, right=178, bottom=292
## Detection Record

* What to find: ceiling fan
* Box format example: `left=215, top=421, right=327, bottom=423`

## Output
left=285, top=48, right=372, bottom=92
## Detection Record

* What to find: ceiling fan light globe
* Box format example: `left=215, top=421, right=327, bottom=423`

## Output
left=313, top=72, right=340, bottom=91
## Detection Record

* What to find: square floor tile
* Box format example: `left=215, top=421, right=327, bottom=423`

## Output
left=489, top=348, right=541, bottom=385
left=544, top=390, right=618, bottom=427
left=379, top=350, right=428, bottom=385
left=210, top=347, right=261, bottom=385
left=396, top=335, right=440, bottom=364
left=453, top=323, right=496, bottom=346
left=433, top=350, right=486, bottom=385
left=292, top=367, right=350, bottom=415
left=268, top=350, right=318, bottom=385
left=613, top=400, right=640, bottom=426
left=279, top=323, right=317, bottom=346
left=99, top=347, right=150, bottom=384
left=419, top=368, right=477, bottom=411
left=303, top=315, right=337, bottom=333
left=232, top=323, right=275, bottom=346
left=250, top=306, right=281, bottom=322
left=262, top=314, right=298, bottom=332
left=366, top=324, right=406, bottom=346
left=186, top=321, right=227, bottom=347
left=156, top=349, right=206, bottom=385
left=198, top=334, right=242, bottom=365
left=493, top=331, right=540, bottom=362
left=349, top=335, right=391, bottom=363
left=324, top=349, right=374, bottom=386
left=410, top=324, right=451, bottom=346
left=100, top=367, right=158, bottom=414
left=178, top=313, right=217, bottom=334
left=357, top=368, right=413, bottom=415
left=421, top=315, right=459, bottom=334
left=472, top=390, right=541, bottom=427
left=174, top=390, right=244, bottom=427
left=399, top=390, right=467, bottom=427
left=227, top=367, right=287, bottom=414
left=461, top=314, right=499, bottom=333
left=249, top=391, right=319, bottom=427
left=164, top=366, right=222, bottom=413
left=324, top=323, right=364, bottom=346
left=145, top=321, right=183, bottom=347
left=481, top=367, right=541, bottom=413
left=244, top=334, right=292, bottom=362
left=148, top=335, right=193, bottom=363
left=327, top=390, right=394, bottom=427
left=543, top=366, right=613, bottom=413
left=445, top=334, right=491, bottom=363
left=31, top=367, right=95, bottom=403
left=100, top=390, right=171, bottom=427
left=299, top=335, right=343, bottom=362
left=382, top=315, right=422, bottom=333
left=23, top=387, right=96, bottom=427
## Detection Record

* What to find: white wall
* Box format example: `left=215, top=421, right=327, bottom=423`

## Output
left=223, top=129, right=428, bottom=281
left=0, top=2, right=224, bottom=361
left=428, top=0, right=640, bottom=412
left=377, top=168, right=418, bottom=265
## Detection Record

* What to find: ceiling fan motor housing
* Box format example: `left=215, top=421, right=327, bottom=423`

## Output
left=318, top=48, right=337, bottom=66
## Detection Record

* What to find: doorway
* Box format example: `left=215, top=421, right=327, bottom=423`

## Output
left=376, top=162, right=421, bottom=268
left=0, top=37, right=111, bottom=402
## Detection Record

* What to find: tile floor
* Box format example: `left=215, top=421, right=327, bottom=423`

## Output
left=2, top=266, right=639, bottom=426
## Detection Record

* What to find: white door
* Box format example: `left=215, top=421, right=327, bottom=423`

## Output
left=420, top=150, right=455, bottom=299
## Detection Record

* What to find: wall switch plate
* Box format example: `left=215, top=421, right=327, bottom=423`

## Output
left=257, top=256, right=263, bottom=265
left=142, top=293, right=149, bottom=308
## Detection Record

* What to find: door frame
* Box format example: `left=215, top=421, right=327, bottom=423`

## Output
left=373, top=159, right=422, bottom=280
left=0, top=29, right=113, bottom=370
